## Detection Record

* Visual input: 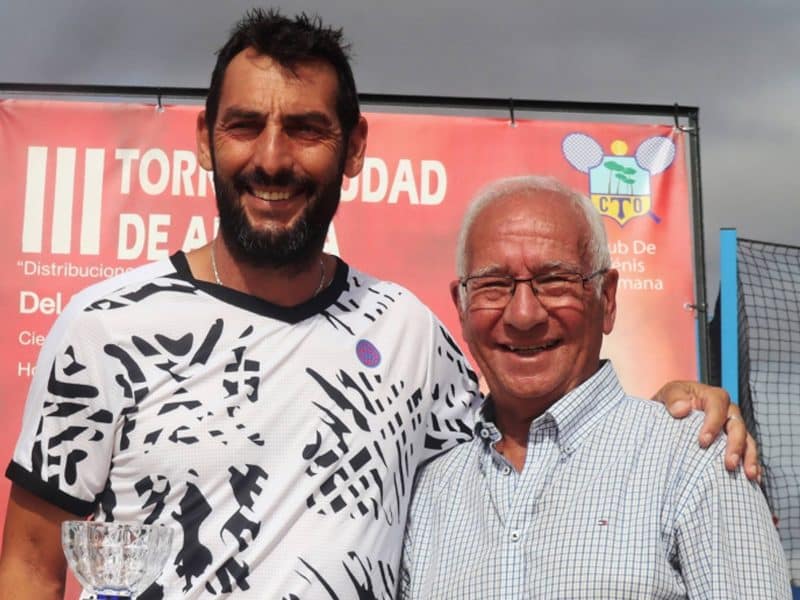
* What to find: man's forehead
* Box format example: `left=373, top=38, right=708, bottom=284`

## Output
left=472, top=192, right=583, bottom=238
left=484, top=189, right=572, bottom=216
left=219, top=48, right=339, bottom=109
left=466, top=191, right=589, bottom=268
left=236, top=47, right=334, bottom=78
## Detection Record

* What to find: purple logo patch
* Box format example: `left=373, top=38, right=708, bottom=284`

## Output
left=356, top=339, right=381, bottom=367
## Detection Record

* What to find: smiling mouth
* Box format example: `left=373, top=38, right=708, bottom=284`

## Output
left=504, top=339, right=560, bottom=355
left=250, top=189, right=296, bottom=202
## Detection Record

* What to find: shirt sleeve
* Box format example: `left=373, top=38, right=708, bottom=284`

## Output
left=398, top=459, right=442, bottom=600
left=397, top=521, right=413, bottom=599
left=420, top=315, right=479, bottom=462
left=674, top=443, right=791, bottom=598
left=6, top=304, right=127, bottom=516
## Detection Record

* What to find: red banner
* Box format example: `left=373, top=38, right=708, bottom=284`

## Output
left=0, top=99, right=698, bottom=552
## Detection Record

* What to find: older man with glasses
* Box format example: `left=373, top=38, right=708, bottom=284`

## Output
left=399, top=175, right=790, bottom=599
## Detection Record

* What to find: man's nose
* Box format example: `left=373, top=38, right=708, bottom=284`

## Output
left=252, top=125, right=293, bottom=175
left=502, top=281, right=549, bottom=331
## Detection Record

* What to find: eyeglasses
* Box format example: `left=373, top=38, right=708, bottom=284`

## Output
left=459, top=269, right=608, bottom=310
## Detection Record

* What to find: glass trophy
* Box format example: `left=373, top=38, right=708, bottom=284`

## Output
left=61, top=521, right=174, bottom=600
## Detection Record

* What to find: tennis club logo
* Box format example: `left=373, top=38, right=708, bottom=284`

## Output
left=562, top=133, right=676, bottom=226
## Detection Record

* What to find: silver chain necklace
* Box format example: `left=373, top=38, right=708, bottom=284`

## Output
left=210, top=238, right=327, bottom=296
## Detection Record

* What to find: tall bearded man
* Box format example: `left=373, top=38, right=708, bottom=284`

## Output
left=0, top=10, right=756, bottom=600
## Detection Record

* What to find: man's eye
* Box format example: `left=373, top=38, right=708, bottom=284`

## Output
left=536, top=275, right=571, bottom=285
left=471, top=278, right=511, bottom=291
left=287, top=124, right=326, bottom=139
left=536, top=274, right=580, bottom=294
left=226, top=121, right=261, bottom=135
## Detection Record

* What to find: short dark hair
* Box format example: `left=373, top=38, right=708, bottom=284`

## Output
left=205, top=8, right=360, bottom=138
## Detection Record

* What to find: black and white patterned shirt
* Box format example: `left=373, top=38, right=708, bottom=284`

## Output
left=7, top=253, right=478, bottom=599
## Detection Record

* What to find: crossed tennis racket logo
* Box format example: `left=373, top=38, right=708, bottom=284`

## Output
left=562, top=133, right=676, bottom=226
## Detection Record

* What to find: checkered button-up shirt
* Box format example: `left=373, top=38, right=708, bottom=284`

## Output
left=399, top=362, right=790, bottom=599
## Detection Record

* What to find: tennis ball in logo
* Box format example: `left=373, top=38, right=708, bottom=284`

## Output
left=356, top=339, right=381, bottom=367
left=610, top=139, right=628, bottom=156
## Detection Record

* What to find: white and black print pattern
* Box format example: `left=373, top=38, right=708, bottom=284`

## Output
left=7, top=253, right=477, bottom=599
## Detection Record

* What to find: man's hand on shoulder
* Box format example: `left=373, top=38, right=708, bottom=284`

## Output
left=652, top=380, right=760, bottom=482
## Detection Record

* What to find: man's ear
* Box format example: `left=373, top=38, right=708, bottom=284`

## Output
left=343, top=116, right=368, bottom=178
left=449, top=279, right=466, bottom=322
left=601, top=268, right=619, bottom=335
left=196, top=110, right=213, bottom=171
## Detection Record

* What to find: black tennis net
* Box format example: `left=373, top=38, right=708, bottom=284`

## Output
left=737, top=237, right=800, bottom=582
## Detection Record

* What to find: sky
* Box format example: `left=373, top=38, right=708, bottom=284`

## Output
left=1, top=0, right=798, bottom=306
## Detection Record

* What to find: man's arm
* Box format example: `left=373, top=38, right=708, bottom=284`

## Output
left=0, top=484, right=76, bottom=600
left=397, top=521, right=413, bottom=600
left=675, top=449, right=791, bottom=598
left=653, top=380, right=759, bottom=480
left=398, top=461, right=442, bottom=600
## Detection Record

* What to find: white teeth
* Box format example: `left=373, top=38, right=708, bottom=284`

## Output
left=508, top=340, right=557, bottom=352
left=252, top=190, right=292, bottom=201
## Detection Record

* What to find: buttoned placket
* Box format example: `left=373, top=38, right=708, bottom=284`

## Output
left=479, top=414, right=564, bottom=597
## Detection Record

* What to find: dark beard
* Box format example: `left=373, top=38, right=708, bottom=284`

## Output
left=214, top=165, right=342, bottom=271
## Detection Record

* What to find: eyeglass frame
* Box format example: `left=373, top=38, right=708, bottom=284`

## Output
left=458, top=268, right=609, bottom=309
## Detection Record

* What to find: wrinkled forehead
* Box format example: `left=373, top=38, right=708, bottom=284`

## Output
left=466, top=192, right=592, bottom=270
left=221, top=48, right=340, bottom=101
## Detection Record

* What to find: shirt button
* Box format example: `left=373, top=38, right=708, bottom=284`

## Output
left=509, top=530, right=521, bottom=542
left=502, top=466, right=512, bottom=476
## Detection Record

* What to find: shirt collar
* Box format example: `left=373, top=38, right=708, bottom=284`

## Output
left=475, top=399, right=502, bottom=444
left=475, top=361, right=626, bottom=454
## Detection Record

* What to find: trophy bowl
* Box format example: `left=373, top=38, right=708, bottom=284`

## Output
left=61, top=521, right=174, bottom=598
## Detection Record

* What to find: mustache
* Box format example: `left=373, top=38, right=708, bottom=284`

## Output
left=233, top=168, right=315, bottom=195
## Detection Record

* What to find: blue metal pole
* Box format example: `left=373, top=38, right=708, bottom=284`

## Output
left=719, top=228, right=738, bottom=404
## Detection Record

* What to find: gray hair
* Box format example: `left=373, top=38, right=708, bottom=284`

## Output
left=455, top=175, right=611, bottom=300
